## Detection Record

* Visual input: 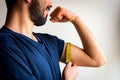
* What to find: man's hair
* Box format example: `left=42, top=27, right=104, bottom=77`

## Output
left=5, top=0, right=17, bottom=9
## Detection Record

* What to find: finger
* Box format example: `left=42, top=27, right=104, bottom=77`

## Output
left=50, top=17, right=62, bottom=22
left=50, top=6, right=62, bottom=17
left=65, top=61, right=72, bottom=69
left=50, top=17, right=57, bottom=22
left=50, top=14, right=63, bottom=22
left=50, top=7, right=64, bottom=22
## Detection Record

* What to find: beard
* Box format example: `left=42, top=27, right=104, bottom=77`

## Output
left=29, top=0, right=47, bottom=26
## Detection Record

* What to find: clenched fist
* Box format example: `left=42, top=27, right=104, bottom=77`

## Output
left=50, top=6, right=77, bottom=23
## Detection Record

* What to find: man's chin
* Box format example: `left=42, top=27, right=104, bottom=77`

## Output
left=34, top=21, right=46, bottom=27
left=33, top=16, right=48, bottom=26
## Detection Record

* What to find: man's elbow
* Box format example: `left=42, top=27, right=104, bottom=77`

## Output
left=94, top=58, right=107, bottom=67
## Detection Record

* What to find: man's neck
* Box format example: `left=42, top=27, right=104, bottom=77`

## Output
left=4, top=9, right=38, bottom=42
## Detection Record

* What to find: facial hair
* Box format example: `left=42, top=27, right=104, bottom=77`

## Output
left=29, top=0, right=47, bottom=26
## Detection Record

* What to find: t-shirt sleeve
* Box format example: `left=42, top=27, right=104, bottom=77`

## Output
left=0, top=38, right=37, bottom=80
left=39, top=33, right=65, bottom=58
left=54, top=36, right=65, bottom=58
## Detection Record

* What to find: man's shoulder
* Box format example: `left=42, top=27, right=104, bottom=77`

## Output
left=0, top=31, right=13, bottom=46
left=35, top=33, right=59, bottom=41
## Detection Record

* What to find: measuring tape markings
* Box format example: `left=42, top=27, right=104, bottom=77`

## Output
left=66, top=42, right=71, bottom=63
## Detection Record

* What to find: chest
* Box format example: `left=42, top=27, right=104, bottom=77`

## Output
left=15, top=38, right=60, bottom=80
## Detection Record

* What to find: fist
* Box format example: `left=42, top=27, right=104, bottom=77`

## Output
left=50, top=6, right=77, bottom=23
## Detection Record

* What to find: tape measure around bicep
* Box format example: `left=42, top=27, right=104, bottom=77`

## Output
left=66, top=42, right=71, bottom=63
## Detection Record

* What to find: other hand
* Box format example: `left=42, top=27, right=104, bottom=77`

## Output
left=62, top=62, right=78, bottom=80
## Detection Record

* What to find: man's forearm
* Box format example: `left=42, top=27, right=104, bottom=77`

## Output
left=71, top=17, right=106, bottom=66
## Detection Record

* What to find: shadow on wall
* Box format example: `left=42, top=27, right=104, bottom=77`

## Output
left=118, top=8, right=120, bottom=56
left=118, top=7, right=120, bottom=34
left=118, top=6, right=120, bottom=56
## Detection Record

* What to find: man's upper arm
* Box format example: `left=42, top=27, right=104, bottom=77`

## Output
left=60, top=43, right=97, bottom=66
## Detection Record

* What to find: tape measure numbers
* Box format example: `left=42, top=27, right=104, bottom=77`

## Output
left=66, top=42, right=71, bottom=63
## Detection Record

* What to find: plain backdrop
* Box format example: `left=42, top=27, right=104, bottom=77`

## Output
left=0, top=0, right=120, bottom=80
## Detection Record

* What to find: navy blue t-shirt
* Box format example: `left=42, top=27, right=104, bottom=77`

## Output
left=0, top=26, right=64, bottom=80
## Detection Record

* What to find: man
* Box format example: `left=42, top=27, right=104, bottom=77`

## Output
left=0, top=0, right=106, bottom=80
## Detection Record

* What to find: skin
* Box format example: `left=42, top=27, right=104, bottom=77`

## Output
left=4, top=0, right=107, bottom=79
left=50, top=7, right=106, bottom=67
left=62, top=62, right=78, bottom=80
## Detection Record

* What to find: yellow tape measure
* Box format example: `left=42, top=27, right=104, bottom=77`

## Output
left=66, top=42, right=71, bottom=63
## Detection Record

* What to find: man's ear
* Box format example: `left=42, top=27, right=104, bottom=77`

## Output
left=25, top=0, right=32, bottom=3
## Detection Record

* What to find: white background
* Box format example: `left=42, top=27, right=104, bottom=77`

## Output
left=0, top=0, right=120, bottom=80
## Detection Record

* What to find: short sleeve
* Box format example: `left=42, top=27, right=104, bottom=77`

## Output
left=53, top=36, right=65, bottom=58
left=35, top=33, right=65, bottom=58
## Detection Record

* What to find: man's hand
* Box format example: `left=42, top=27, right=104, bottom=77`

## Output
left=50, top=6, right=77, bottom=23
left=62, top=62, right=78, bottom=80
